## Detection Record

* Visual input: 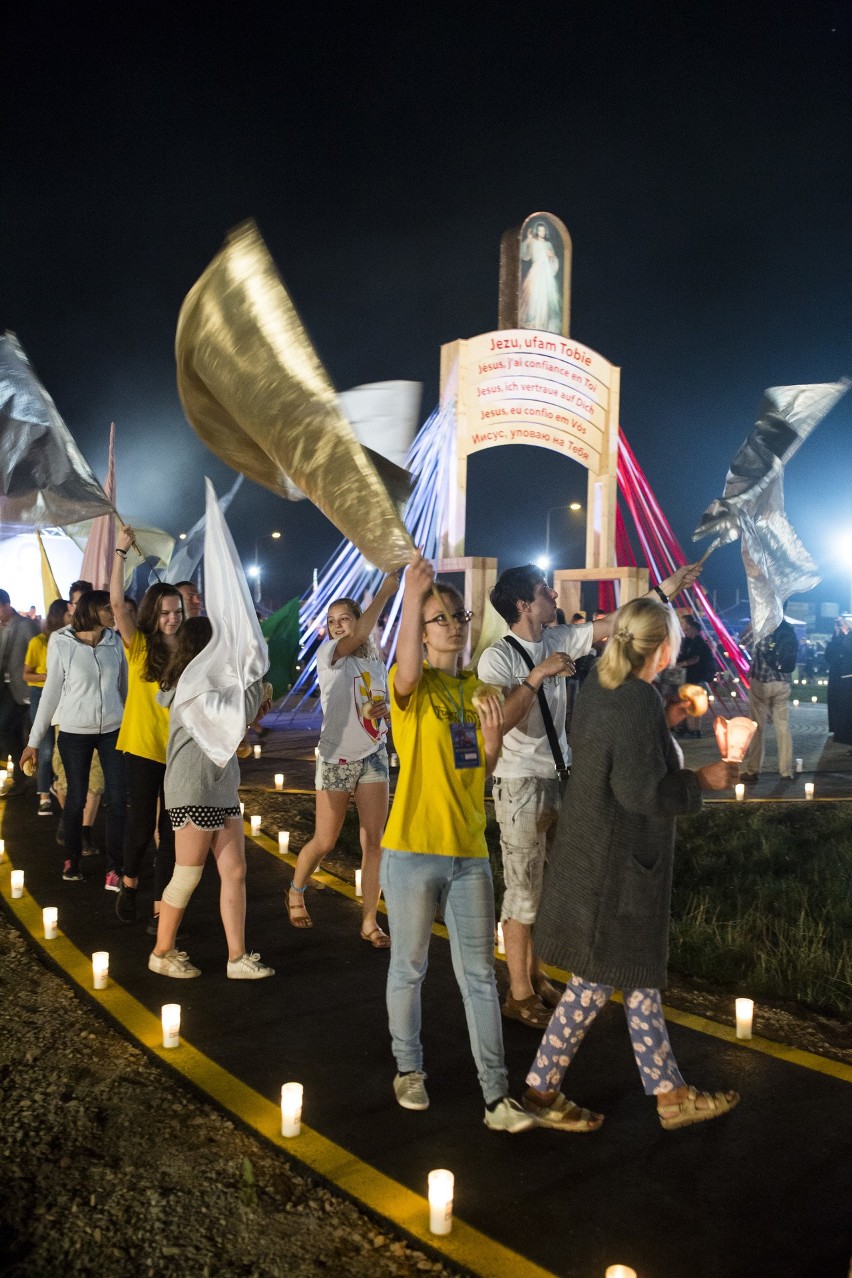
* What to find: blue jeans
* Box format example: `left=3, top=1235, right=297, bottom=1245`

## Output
left=380, top=850, right=508, bottom=1105
left=28, top=687, right=54, bottom=794
left=58, top=730, right=126, bottom=874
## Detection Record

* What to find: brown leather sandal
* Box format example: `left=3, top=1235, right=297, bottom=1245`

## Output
left=502, top=993, right=552, bottom=1029
left=286, top=884, right=312, bottom=929
left=658, top=1087, right=740, bottom=1130
left=360, top=926, right=390, bottom=949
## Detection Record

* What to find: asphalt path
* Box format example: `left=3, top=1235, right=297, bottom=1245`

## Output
left=1, top=713, right=851, bottom=1278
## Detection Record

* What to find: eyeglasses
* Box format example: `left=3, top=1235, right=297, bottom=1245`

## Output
left=424, top=609, right=473, bottom=627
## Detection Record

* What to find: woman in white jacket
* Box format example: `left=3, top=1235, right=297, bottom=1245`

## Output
left=22, top=590, right=127, bottom=886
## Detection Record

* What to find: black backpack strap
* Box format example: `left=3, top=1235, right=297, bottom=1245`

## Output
left=503, top=635, right=567, bottom=775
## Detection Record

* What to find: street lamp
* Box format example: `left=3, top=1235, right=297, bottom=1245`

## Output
left=545, top=503, right=583, bottom=564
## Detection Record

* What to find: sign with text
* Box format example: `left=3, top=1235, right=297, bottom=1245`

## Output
left=454, top=329, right=617, bottom=472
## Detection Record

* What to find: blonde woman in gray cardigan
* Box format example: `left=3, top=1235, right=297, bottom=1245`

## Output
left=147, top=618, right=274, bottom=981
left=522, top=597, right=741, bottom=1133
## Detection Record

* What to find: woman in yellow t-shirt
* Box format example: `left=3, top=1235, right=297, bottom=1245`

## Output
left=24, top=599, right=70, bottom=815
left=110, top=525, right=184, bottom=930
left=380, top=555, right=534, bottom=1134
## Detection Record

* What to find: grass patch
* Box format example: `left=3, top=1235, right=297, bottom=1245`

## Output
left=670, top=804, right=852, bottom=1018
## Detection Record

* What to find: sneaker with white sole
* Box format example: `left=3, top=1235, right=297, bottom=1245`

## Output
left=483, top=1097, right=537, bottom=1133
left=226, top=952, right=275, bottom=980
left=104, top=871, right=121, bottom=892
left=148, top=949, right=201, bottom=979
left=393, top=1071, right=429, bottom=1111
left=38, top=797, right=52, bottom=817
left=62, top=860, right=83, bottom=882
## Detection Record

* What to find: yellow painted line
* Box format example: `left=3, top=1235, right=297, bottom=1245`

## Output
left=245, top=827, right=852, bottom=1085
left=0, top=854, right=554, bottom=1278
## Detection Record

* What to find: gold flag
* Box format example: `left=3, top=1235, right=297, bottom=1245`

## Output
left=36, top=532, right=61, bottom=609
left=175, top=221, right=414, bottom=572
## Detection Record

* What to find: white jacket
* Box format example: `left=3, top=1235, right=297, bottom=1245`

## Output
left=27, top=627, right=127, bottom=745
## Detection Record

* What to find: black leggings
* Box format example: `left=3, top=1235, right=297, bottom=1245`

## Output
left=121, top=753, right=175, bottom=901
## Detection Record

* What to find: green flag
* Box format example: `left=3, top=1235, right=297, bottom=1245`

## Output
left=261, top=597, right=301, bottom=700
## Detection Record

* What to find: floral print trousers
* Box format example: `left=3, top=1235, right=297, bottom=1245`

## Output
left=526, top=975, right=686, bottom=1097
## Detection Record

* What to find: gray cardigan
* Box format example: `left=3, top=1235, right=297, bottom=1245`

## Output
left=533, top=667, right=702, bottom=989
left=157, top=681, right=263, bottom=811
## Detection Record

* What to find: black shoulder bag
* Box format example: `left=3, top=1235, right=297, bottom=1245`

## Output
left=503, top=635, right=570, bottom=784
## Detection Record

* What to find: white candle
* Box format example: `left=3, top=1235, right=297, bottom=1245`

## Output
left=6, top=756, right=12, bottom=770
left=428, top=1169, right=454, bottom=1235
left=250, top=814, right=262, bottom=835
left=280, top=1082, right=303, bottom=1137
left=42, top=907, right=58, bottom=939
left=811, top=695, right=818, bottom=704
left=496, top=922, right=505, bottom=954
left=0, top=769, right=7, bottom=788
left=10, top=869, right=24, bottom=899
left=274, top=773, right=284, bottom=791
left=253, top=744, right=262, bottom=759
left=605, top=1267, right=638, bottom=1278
left=355, top=868, right=362, bottom=897
left=92, top=951, right=109, bottom=990
left=314, top=746, right=319, bottom=758
left=0, top=838, right=5, bottom=860
left=795, top=757, right=803, bottom=772
left=161, top=1003, right=181, bottom=1049
left=805, top=782, right=814, bottom=800
left=239, top=802, right=245, bottom=816
left=735, top=783, right=745, bottom=802
left=278, top=830, right=290, bottom=854
left=390, top=752, right=399, bottom=768
left=735, top=997, right=754, bottom=1040
left=792, top=699, right=799, bottom=706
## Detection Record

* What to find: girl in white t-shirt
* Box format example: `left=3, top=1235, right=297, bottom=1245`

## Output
left=287, top=575, right=399, bottom=945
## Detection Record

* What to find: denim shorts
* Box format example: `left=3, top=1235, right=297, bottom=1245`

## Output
left=315, top=744, right=389, bottom=792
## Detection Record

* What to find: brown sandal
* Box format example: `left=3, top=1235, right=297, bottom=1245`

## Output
left=360, top=926, right=390, bottom=949
left=522, top=1091, right=604, bottom=1132
left=658, top=1086, right=740, bottom=1131
left=502, top=993, right=552, bottom=1029
left=286, top=884, right=312, bottom=929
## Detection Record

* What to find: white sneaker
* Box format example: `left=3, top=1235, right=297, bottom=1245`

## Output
left=227, top=952, right=275, bottom=980
left=483, top=1097, right=537, bottom=1133
left=148, top=949, right=201, bottom=979
left=393, top=1071, right=429, bottom=1111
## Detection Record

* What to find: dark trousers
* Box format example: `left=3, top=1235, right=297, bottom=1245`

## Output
left=0, top=686, right=28, bottom=785
left=122, top=753, right=175, bottom=901
left=58, top=730, right=126, bottom=874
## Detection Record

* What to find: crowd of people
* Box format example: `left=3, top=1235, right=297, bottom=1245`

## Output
left=2, top=545, right=756, bottom=1133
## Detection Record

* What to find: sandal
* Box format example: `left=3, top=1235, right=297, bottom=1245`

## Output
left=286, top=883, right=312, bottom=929
left=360, top=926, right=390, bottom=949
left=522, top=1091, right=604, bottom=1132
left=502, top=993, right=552, bottom=1029
left=532, top=975, right=563, bottom=1009
left=658, top=1086, right=740, bottom=1131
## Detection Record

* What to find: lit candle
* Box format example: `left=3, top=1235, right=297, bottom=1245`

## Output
left=805, top=782, right=814, bottom=800
left=92, top=951, right=109, bottom=990
left=253, top=744, right=262, bottom=759
left=390, top=752, right=399, bottom=768
left=0, top=769, right=7, bottom=787
left=239, top=802, right=245, bottom=816
left=250, top=814, right=262, bottom=835
left=605, top=1267, right=638, bottom=1278
left=428, top=1169, right=454, bottom=1235
left=793, top=699, right=799, bottom=706
left=496, top=922, right=505, bottom=954
left=274, top=773, right=284, bottom=791
left=314, top=746, right=320, bottom=758
left=355, top=868, right=362, bottom=897
left=795, top=757, right=802, bottom=773
left=735, top=783, right=745, bottom=802
left=280, top=1082, right=303, bottom=1137
left=10, top=869, right=24, bottom=899
left=811, top=695, right=818, bottom=704
left=735, top=997, right=754, bottom=1040
left=0, top=838, right=5, bottom=860
left=161, top=1003, right=181, bottom=1049
left=42, top=907, right=58, bottom=939
left=278, top=830, right=290, bottom=854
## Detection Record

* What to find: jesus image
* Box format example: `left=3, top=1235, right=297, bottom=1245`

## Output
left=520, top=221, right=562, bottom=333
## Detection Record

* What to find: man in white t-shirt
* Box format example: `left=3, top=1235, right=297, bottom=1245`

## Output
left=479, top=561, right=701, bottom=1028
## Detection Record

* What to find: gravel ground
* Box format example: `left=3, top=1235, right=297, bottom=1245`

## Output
left=2, top=788, right=848, bottom=1278
left=0, top=915, right=459, bottom=1278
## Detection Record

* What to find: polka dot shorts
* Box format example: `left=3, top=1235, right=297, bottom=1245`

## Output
left=167, top=804, right=242, bottom=832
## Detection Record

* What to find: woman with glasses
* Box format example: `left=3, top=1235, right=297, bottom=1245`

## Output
left=22, top=591, right=127, bottom=887
left=288, top=575, right=399, bottom=945
left=380, top=554, right=535, bottom=1132
left=111, top=526, right=185, bottom=932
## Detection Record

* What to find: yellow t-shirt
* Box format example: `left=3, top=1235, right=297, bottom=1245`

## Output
left=382, top=663, right=489, bottom=858
left=24, top=633, right=48, bottom=686
left=116, top=631, right=170, bottom=763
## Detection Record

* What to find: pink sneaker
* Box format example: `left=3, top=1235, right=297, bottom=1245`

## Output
left=104, top=871, right=121, bottom=892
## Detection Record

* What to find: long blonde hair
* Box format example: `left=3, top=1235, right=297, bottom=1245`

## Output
left=597, top=597, right=682, bottom=690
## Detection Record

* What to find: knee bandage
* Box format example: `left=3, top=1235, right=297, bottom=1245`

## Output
left=162, top=863, right=204, bottom=909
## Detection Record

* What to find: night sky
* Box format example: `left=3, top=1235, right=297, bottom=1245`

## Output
left=3, top=3, right=850, bottom=611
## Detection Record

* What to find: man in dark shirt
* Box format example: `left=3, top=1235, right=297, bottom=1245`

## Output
left=675, top=616, right=716, bottom=737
